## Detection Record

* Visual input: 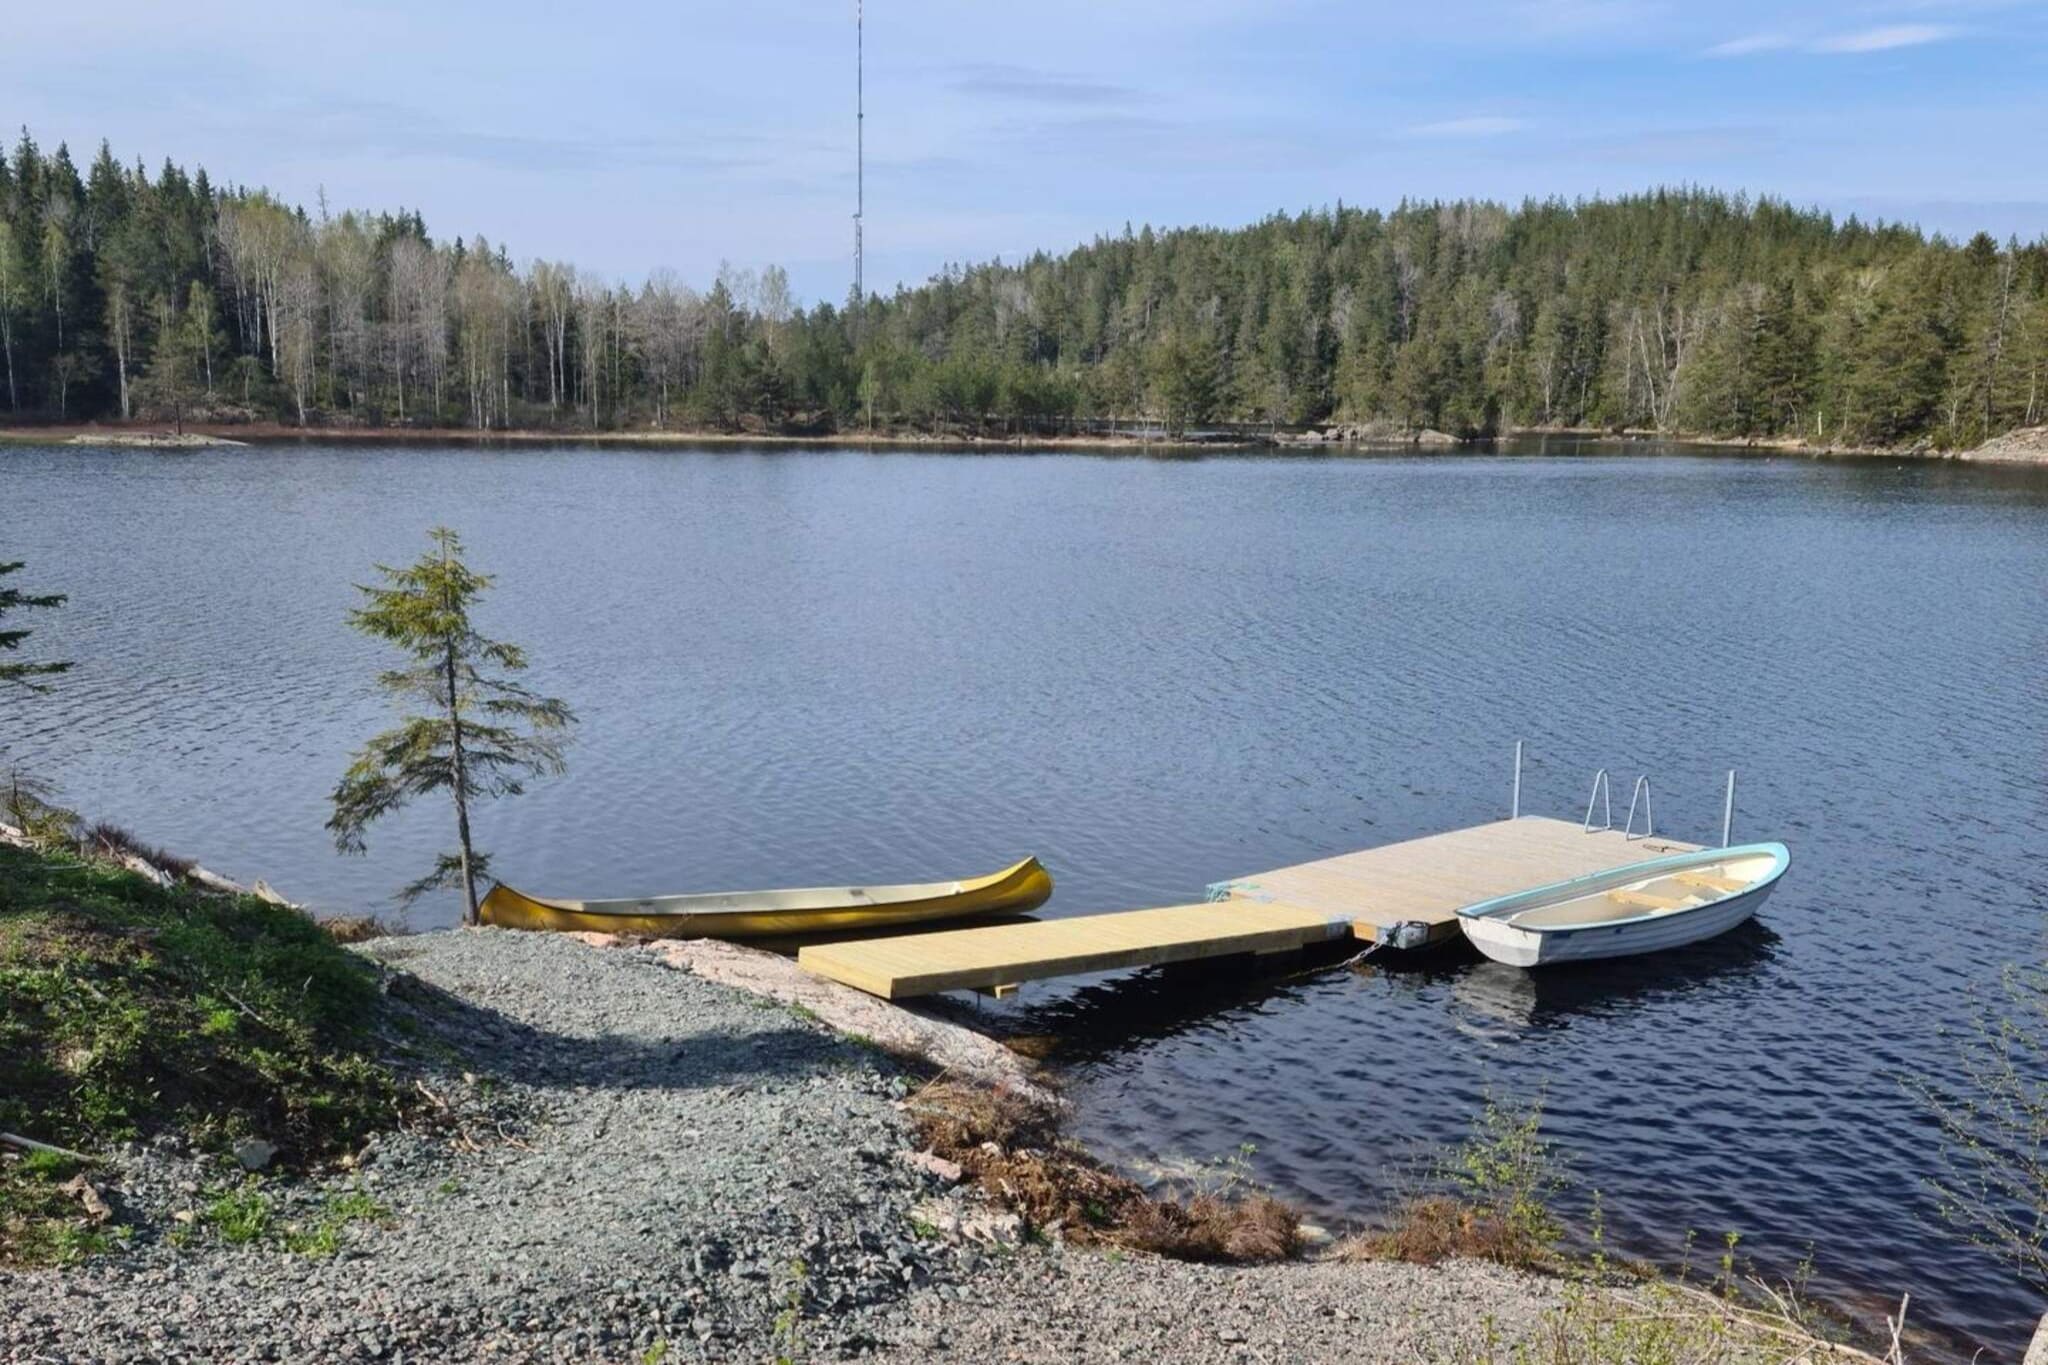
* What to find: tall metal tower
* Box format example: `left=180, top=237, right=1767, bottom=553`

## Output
left=853, top=0, right=864, bottom=309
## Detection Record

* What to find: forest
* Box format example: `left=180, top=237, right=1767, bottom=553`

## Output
left=2, top=128, right=2046, bottom=448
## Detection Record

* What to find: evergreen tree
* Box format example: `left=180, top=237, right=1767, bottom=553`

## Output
left=0, top=559, right=70, bottom=695
left=328, top=528, right=574, bottom=923
left=1148, top=324, right=1219, bottom=437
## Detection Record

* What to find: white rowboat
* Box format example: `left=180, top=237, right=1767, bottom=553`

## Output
left=1456, top=842, right=1790, bottom=968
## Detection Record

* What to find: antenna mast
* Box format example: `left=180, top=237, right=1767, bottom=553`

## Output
left=853, top=0, right=864, bottom=311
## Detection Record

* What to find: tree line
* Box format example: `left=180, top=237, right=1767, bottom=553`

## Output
left=3, top=128, right=2046, bottom=447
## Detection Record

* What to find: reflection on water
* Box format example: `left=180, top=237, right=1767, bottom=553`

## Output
left=1448, top=922, right=1782, bottom=1037
left=5, top=441, right=2046, bottom=1360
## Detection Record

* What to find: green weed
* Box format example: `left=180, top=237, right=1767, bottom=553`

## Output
left=282, top=1188, right=390, bottom=1257
left=204, top=1183, right=273, bottom=1244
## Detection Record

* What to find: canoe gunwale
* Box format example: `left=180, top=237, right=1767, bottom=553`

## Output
left=1454, top=841, right=1790, bottom=936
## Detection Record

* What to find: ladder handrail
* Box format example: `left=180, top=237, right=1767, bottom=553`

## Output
left=1583, top=769, right=1612, bottom=832
left=1624, top=775, right=1654, bottom=841
left=1511, top=740, right=1523, bottom=820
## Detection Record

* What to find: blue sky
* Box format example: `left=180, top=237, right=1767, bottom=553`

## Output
left=11, top=1, right=2048, bottom=303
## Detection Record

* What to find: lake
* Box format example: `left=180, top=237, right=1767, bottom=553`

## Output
left=4, top=439, right=2044, bottom=1357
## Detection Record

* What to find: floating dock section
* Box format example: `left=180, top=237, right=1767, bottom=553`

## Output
left=799, top=816, right=1699, bottom=1000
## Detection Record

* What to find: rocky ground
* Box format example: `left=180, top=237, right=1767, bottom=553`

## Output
left=0, top=929, right=1576, bottom=1363
left=871, top=1252, right=1560, bottom=1362
left=1965, top=424, right=2048, bottom=462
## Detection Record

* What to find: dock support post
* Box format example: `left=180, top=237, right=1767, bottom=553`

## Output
left=1511, top=740, right=1523, bottom=820
left=1722, top=770, right=1736, bottom=847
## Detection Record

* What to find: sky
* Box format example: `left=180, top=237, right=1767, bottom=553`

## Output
left=10, top=0, right=2048, bottom=303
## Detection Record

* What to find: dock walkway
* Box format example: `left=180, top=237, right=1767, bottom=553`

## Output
left=798, top=816, right=1699, bottom=1000
left=1215, top=815, right=1697, bottom=948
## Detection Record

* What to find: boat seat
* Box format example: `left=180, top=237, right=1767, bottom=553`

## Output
left=1512, top=897, right=1646, bottom=927
left=1607, top=889, right=1692, bottom=912
left=1507, top=885, right=1701, bottom=929
left=1673, top=872, right=1745, bottom=894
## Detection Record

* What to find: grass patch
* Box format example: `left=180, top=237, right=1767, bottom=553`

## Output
left=174, top=1179, right=392, bottom=1256
left=1341, top=1095, right=1565, bottom=1270
left=204, top=1182, right=273, bottom=1244
left=908, top=1079, right=1301, bottom=1263
left=1494, top=1279, right=1907, bottom=1365
left=282, top=1188, right=391, bottom=1257
left=0, top=840, right=406, bottom=1265
left=0, top=1149, right=124, bottom=1264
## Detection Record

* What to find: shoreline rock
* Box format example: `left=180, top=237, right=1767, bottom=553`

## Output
left=1963, top=424, right=2048, bottom=463
left=65, top=431, right=249, bottom=448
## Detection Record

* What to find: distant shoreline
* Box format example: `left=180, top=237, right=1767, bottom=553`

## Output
left=2, top=419, right=2042, bottom=464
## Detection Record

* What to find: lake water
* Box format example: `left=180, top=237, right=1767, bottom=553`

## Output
left=4, top=440, right=2045, bottom=1357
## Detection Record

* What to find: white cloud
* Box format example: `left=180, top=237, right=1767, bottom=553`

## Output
left=1811, top=24, right=1955, bottom=53
left=1406, top=116, right=1529, bottom=138
left=1703, top=33, right=1795, bottom=57
left=1703, top=22, right=1959, bottom=57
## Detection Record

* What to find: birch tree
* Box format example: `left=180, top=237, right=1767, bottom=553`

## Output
left=104, top=274, right=135, bottom=419
left=0, top=229, right=23, bottom=410
left=530, top=261, right=574, bottom=412
left=386, top=235, right=430, bottom=421
left=276, top=260, right=319, bottom=425
left=317, top=213, right=375, bottom=411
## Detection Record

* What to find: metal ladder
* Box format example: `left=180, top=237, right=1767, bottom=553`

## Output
left=1520, top=742, right=1740, bottom=847
left=1581, top=769, right=1646, bottom=843
left=1583, top=768, right=1654, bottom=840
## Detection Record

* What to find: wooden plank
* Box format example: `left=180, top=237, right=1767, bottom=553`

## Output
left=1216, top=816, right=1697, bottom=943
left=798, top=900, right=1349, bottom=999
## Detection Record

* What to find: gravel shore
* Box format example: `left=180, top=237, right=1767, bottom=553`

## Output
left=870, top=1252, right=1560, bottom=1361
left=0, top=929, right=1572, bottom=1363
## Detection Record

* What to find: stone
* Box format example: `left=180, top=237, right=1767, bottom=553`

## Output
left=232, top=1139, right=278, bottom=1171
left=957, top=1211, right=1023, bottom=1249
left=899, top=1150, right=964, bottom=1184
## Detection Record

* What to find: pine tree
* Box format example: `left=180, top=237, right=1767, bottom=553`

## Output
left=328, top=528, right=574, bottom=922
left=1147, top=324, right=1219, bottom=437
left=0, top=559, right=70, bottom=694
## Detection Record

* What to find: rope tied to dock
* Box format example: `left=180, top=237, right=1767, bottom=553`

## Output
left=1276, top=935, right=1383, bottom=985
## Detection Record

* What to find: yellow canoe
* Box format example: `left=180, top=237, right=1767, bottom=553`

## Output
left=477, top=856, right=1053, bottom=939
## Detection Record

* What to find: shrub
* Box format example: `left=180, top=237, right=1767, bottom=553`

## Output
left=1917, top=964, right=2048, bottom=1288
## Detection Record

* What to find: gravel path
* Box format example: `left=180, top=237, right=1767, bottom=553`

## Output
left=870, top=1252, right=1562, bottom=1363
left=0, top=929, right=1572, bottom=1363
left=2, top=930, right=959, bottom=1363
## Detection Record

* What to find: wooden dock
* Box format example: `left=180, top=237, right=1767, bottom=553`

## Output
left=798, top=816, right=1700, bottom=1000
left=1213, top=815, right=1698, bottom=948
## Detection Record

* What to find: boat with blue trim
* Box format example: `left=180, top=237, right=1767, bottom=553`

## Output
left=1456, top=842, right=1790, bottom=967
